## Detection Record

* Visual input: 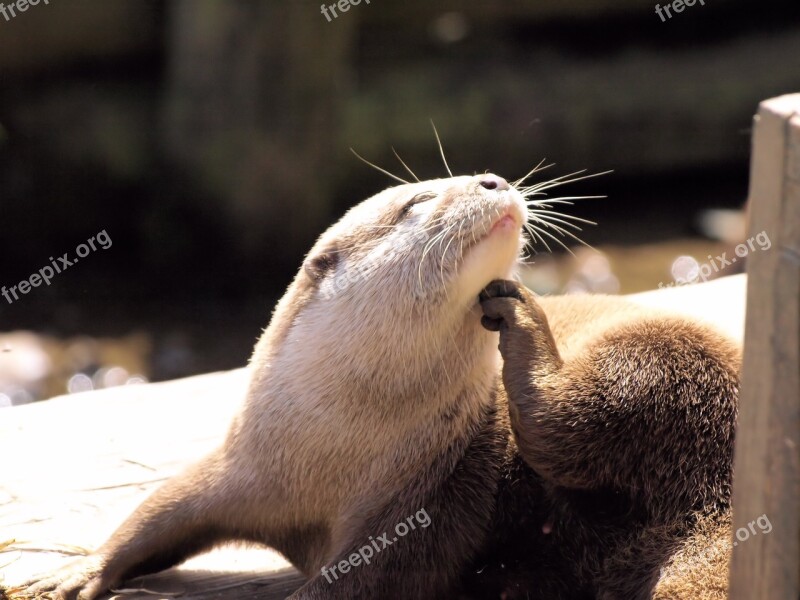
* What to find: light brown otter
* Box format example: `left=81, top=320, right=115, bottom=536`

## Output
left=10, top=172, right=738, bottom=600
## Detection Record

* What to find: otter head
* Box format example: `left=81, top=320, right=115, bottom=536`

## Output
left=306, top=173, right=526, bottom=308
left=256, top=173, right=527, bottom=401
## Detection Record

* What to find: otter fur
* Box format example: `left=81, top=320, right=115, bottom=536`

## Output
left=12, top=173, right=738, bottom=600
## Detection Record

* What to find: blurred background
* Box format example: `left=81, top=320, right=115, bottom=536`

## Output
left=0, top=0, right=798, bottom=404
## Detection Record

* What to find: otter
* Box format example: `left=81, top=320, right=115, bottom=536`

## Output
left=10, top=172, right=738, bottom=600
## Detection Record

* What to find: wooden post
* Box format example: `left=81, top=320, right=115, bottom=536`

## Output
left=729, top=94, right=800, bottom=599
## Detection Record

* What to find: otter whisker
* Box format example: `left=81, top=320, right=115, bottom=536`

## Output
left=534, top=213, right=597, bottom=228
left=430, top=120, right=454, bottom=178
left=523, top=222, right=553, bottom=253
left=436, top=221, right=457, bottom=253
left=528, top=210, right=597, bottom=229
left=422, top=231, right=448, bottom=257
left=512, top=159, right=552, bottom=187
left=439, top=219, right=463, bottom=291
left=519, top=169, right=590, bottom=192
left=528, top=223, right=576, bottom=255
left=350, top=148, right=409, bottom=185
left=530, top=218, right=579, bottom=239
left=517, top=168, right=606, bottom=257
left=425, top=213, right=450, bottom=230
left=530, top=215, right=584, bottom=232
left=530, top=212, right=579, bottom=233
left=521, top=170, right=613, bottom=195
left=530, top=217, right=595, bottom=252
left=419, top=224, right=455, bottom=287
left=524, top=191, right=550, bottom=199
left=392, top=147, right=421, bottom=183
left=525, top=195, right=605, bottom=205
left=519, top=239, right=539, bottom=261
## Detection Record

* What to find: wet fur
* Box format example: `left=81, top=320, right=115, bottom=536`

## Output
left=10, top=175, right=739, bottom=600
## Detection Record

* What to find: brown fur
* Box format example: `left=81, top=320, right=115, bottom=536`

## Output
left=11, top=175, right=739, bottom=600
left=478, top=280, right=739, bottom=599
left=653, top=514, right=732, bottom=599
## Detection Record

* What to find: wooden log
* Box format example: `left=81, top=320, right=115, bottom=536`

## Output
left=729, top=94, right=800, bottom=600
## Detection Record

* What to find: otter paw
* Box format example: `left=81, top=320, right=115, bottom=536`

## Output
left=12, top=557, right=107, bottom=600
left=478, top=279, right=531, bottom=331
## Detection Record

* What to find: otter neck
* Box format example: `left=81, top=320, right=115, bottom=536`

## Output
left=346, top=302, right=500, bottom=419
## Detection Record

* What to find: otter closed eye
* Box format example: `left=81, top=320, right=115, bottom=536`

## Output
left=400, top=191, right=437, bottom=216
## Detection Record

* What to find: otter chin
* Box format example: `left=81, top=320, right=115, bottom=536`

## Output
left=15, top=172, right=739, bottom=600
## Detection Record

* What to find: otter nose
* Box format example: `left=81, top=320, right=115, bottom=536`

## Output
left=479, top=174, right=510, bottom=191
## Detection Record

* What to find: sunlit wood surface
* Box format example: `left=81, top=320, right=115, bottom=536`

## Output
left=0, top=369, right=304, bottom=599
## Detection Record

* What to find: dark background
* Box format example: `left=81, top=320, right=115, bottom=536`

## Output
left=0, top=0, right=798, bottom=398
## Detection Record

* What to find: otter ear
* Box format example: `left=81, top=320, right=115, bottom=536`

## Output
left=303, top=247, right=339, bottom=282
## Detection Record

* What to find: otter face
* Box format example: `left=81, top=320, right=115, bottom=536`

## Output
left=255, top=174, right=531, bottom=397
left=305, top=174, right=527, bottom=312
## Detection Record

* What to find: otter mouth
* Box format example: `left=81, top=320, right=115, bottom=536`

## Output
left=463, top=202, right=526, bottom=253
left=488, top=211, right=520, bottom=235
left=442, top=193, right=527, bottom=305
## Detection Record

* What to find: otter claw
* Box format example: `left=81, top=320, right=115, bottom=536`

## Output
left=480, top=315, right=504, bottom=332
left=479, top=279, right=525, bottom=303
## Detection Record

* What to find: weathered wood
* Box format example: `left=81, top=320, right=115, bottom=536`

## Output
left=0, top=369, right=303, bottom=599
left=729, top=94, right=800, bottom=600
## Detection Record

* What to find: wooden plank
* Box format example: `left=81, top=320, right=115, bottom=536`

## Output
left=729, top=94, right=800, bottom=600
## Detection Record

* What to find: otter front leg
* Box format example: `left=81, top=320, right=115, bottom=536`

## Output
left=479, top=279, right=563, bottom=387
left=478, top=279, right=580, bottom=485
left=479, top=279, right=738, bottom=498
left=479, top=279, right=632, bottom=491
left=18, top=452, right=233, bottom=600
